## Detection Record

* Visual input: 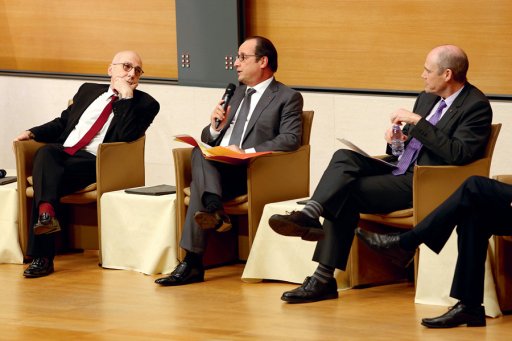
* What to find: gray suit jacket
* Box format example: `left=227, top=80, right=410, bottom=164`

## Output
left=200, top=79, right=303, bottom=152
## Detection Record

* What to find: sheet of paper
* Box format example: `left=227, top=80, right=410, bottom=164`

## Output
left=337, top=138, right=397, bottom=168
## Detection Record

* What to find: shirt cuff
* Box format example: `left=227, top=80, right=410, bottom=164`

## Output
left=209, top=126, right=221, bottom=138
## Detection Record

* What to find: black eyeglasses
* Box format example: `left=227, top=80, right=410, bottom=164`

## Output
left=112, top=63, right=144, bottom=76
left=236, top=54, right=260, bottom=62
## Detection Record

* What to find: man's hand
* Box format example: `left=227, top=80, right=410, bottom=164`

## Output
left=390, top=108, right=422, bottom=126
left=211, top=100, right=231, bottom=131
left=112, top=77, right=136, bottom=99
left=13, top=130, right=34, bottom=142
left=225, top=145, right=245, bottom=153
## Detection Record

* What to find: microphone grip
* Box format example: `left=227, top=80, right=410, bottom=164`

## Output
left=214, top=94, right=230, bottom=129
left=0, top=169, right=6, bottom=178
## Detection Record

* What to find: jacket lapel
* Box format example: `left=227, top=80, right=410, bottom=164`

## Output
left=241, top=79, right=278, bottom=144
left=436, top=83, right=471, bottom=130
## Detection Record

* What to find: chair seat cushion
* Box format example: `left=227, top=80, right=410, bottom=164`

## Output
left=27, top=176, right=96, bottom=193
left=359, top=208, right=413, bottom=229
left=26, top=176, right=97, bottom=204
left=183, top=187, right=248, bottom=212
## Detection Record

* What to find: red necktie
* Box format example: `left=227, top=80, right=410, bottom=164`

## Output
left=63, top=95, right=118, bottom=156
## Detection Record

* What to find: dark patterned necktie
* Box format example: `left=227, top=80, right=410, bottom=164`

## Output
left=392, top=100, right=447, bottom=175
left=229, top=88, right=256, bottom=146
left=64, top=94, right=118, bottom=156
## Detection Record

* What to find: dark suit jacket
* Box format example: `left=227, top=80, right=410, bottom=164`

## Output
left=200, top=79, right=303, bottom=152
left=390, top=83, right=492, bottom=166
left=29, top=83, right=160, bottom=144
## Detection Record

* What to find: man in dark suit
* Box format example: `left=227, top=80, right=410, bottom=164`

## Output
left=14, top=50, right=160, bottom=278
left=356, top=175, right=512, bottom=328
left=155, top=36, right=303, bottom=286
left=269, top=45, right=492, bottom=303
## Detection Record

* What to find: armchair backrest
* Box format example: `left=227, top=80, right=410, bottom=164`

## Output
left=484, top=123, right=501, bottom=160
left=301, top=110, right=314, bottom=146
left=412, top=123, right=501, bottom=225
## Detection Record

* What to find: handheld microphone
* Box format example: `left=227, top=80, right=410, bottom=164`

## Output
left=0, top=169, right=6, bottom=178
left=215, top=83, right=237, bottom=129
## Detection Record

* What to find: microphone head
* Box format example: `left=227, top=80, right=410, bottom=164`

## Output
left=221, top=83, right=237, bottom=106
left=0, top=169, right=6, bottom=178
left=225, top=83, right=236, bottom=96
left=217, top=83, right=237, bottom=129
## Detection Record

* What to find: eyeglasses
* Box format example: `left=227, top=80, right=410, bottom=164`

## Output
left=236, top=54, right=260, bottom=62
left=112, top=63, right=144, bottom=76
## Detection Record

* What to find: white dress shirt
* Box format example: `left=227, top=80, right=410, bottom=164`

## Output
left=62, top=88, right=116, bottom=156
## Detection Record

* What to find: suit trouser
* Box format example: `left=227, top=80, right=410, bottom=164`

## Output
left=311, top=149, right=414, bottom=270
left=28, top=144, right=97, bottom=258
left=404, top=176, right=512, bottom=305
left=179, top=147, right=246, bottom=254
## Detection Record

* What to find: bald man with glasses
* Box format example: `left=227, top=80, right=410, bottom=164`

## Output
left=14, top=50, right=160, bottom=278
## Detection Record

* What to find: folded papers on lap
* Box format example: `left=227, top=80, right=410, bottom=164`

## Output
left=174, top=134, right=271, bottom=164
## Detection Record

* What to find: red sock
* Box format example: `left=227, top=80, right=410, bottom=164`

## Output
left=38, top=202, right=55, bottom=217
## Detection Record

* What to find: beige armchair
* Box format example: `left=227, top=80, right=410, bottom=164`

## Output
left=14, top=136, right=146, bottom=261
left=354, top=123, right=502, bottom=286
left=173, top=111, right=314, bottom=264
left=491, top=174, right=512, bottom=313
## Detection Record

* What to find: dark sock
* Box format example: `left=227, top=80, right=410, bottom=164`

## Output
left=202, top=192, right=223, bottom=212
left=302, top=200, right=323, bottom=220
left=184, top=251, right=203, bottom=268
left=398, top=231, right=421, bottom=251
left=38, top=202, right=55, bottom=217
left=312, top=263, right=335, bottom=284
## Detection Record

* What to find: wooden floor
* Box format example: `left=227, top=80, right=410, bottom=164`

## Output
left=1, top=251, right=511, bottom=340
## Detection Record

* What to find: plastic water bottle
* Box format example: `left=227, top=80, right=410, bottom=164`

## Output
left=391, top=124, right=404, bottom=156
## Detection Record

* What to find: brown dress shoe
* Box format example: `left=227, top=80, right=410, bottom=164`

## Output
left=33, top=213, right=61, bottom=235
left=194, top=210, right=232, bottom=232
left=281, top=276, right=338, bottom=303
left=268, top=211, right=324, bottom=241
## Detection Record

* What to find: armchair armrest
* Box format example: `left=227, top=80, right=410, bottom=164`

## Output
left=96, top=136, right=146, bottom=196
left=248, top=145, right=310, bottom=206
left=494, top=174, right=512, bottom=185
left=413, top=157, right=491, bottom=224
left=13, top=140, right=46, bottom=186
left=493, top=175, right=512, bottom=242
left=172, top=147, right=194, bottom=245
left=13, top=140, right=46, bottom=256
left=246, top=145, right=310, bottom=244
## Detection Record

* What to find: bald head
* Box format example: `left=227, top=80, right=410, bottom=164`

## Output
left=430, top=45, right=468, bottom=83
left=112, top=50, right=142, bottom=67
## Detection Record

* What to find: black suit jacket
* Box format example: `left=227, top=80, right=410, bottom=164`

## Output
left=388, top=83, right=493, bottom=166
left=200, top=79, right=303, bottom=152
left=29, top=83, right=160, bottom=144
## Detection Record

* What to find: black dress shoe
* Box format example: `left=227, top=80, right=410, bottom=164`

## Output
left=281, top=276, right=338, bottom=303
left=421, top=301, right=486, bottom=328
left=154, top=261, right=205, bottom=286
left=194, top=210, right=232, bottom=232
left=33, top=212, right=61, bottom=235
left=23, top=257, right=54, bottom=278
left=268, top=211, right=324, bottom=241
left=355, top=227, right=415, bottom=268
